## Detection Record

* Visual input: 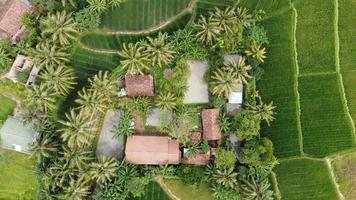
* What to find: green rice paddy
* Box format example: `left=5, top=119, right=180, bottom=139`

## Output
left=135, top=182, right=170, bottom=200
left=0, top=95, right=16, bottom=123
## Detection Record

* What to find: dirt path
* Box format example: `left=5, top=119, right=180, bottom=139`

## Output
left=326, top=158, right=345, bottom=200
left=155, top=177, right=181, bottom=200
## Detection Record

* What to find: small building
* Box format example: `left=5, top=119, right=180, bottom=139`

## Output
left=227, top=83, right=243, bottom=116
left=183, top=149, right=210, bottom=165
left=0, top=0, right=31, bottom=43
left=125, top=135, right=181, bottom=165
left=125, top=75, right=154, bottom=97
left=201, top=109, right=222, bottom=141
left=6, top=54, right=39, bottom=86
left=0, top=116, right=37, bottom=154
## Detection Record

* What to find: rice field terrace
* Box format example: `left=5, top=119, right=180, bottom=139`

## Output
left=238, top=0, right=356, bottom=199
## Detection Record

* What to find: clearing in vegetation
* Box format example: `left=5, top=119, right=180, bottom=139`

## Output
left=0, top=95, right=16, bottom=123
left=163, top=179, right=215, bottom=200
left=0, top=148, right=38, bottom=200
left=275, top=158, right=339, bottom=200
left=298, top=73, right=354, bottom=157
left=293, top=0, right=337, bottom=74
left=134, top=181, right=170, bottom=200
left=332, top=151, right=356, bottom=200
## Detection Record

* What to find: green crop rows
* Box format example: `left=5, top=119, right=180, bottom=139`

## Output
left=100, top=0, right=190, bottom=31
left=275, top=158, right=339, bottom=200
left=299, top=74, right=354, bottom=157
left=293, top=0, right=337, bottom=74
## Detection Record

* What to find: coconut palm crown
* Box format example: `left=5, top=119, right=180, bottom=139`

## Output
left=118, top=42, right=150, bottom=75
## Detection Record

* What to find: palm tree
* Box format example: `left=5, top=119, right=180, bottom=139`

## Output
left=42, top=11, right=77, bottom=46
left=61, top=0, right=76, bottom=8
left=30, top=135, right=59, bottom=163
left=241, top=177, right=274, bottom=200
left=87, top=0, right=109, bottom=14
left=25, top=84, right=56, bottom=113
left=143, top=32, right=175, bottom=68
left=62, top=178, right=91, bottom=200
left=30, top=41, right=69, bottom=69
left=213, top=167, right=238, bottom=189
left=211, top=7, right=236, bottom=33
left=88, top=71, right=120, bottom=103
left=40, top=65, right=76, bottom=96
left=48, top=160, right=79, bottom=188
left=118, top=42, right=150, bottom=75
left=194, top=15, right=222, bottom=45
left=235, top=7, right=253, bottom=28
left=155, top=91, right=177, bottom=111
left=224, top=57, right=252, bottom=84
left=211, top=68, right=239, bottom=97
left=90, top=156, right=118, bottom=184
left=61, top=147, right=93, bottom=171
left=75, top=88, right=106, bottom=114
left=59, top=109, right=92, bottom=149
left=247, top=101, right=276, bottom=126
left=110, top=0, right=126, bottom=8
left=245, top=44, right=267, bottom=63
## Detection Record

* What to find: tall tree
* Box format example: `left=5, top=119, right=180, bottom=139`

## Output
left=59, top=109, right=92, bottom=149
left=241, top=176, right=274, bottom=200
left=247, top=101, right=276, bottom=126
left=25, top=84, right=56, bottom=113
left=42, top=11, right=77, bottom=46
left=194, top=15, right=222, bottom=46
left=75, top=88, right=106, bottom=114
left=155, top=91, right=177, bottom=111
left=88, top=70, right=120, bottom=103
left=143, top=32, right=175, bottom=68
left=40, top=65, right=76, bottom=96
left=245, top=44, right=267, bottom=63
left=90, top=156, right=118, bottom=184
left=224, top=57, right=252, bottom=84
left=211, top=7, right=236, bottom=33
left=30, top=135, right=59, bottom=163
left=87, top=0, right=109, bottom=14
left=210, top=67, right=239, bottom=97
left=118, top=42, right=150, bottom=75
left=62, top=178, right=91, bottom=200
left=30, top=41, right=69, bottom=69
left=213, top=167, right=238, bottom=189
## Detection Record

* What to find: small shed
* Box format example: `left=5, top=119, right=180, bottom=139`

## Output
left=125, top=75, right=154, bottom=97
left=201, top=109, right=222, bottom=141
left=0, top=116, right=37, bottom=154
left=125, top=135, right=181, bottom=165
left=227, top=82, right=243, bottom=116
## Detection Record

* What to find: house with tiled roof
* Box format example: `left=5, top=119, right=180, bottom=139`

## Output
left=201, top=108, right=222, bottom=141
left=125, top=135, right=181, bottom=165
left=125, top=74, right=154, bottom=97
left=0, top=0, right=31, bottom=43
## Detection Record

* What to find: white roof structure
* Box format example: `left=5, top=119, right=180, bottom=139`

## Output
left=228, top=91, right=243, bottom=104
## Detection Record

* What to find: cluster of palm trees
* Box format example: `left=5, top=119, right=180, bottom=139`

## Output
left=118, top=32, right=175, bottom=75
left=87, top=0, right=127, bottom=14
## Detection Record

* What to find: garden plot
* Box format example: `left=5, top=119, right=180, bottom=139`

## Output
left=183, top=61, right=209, bottom=104
left=293, top=0, right=337, bottom=74
left=100, top=0, right=190, bottom=31
left=339, top=0, right=356, bottom=72
left=275, top=158, right=339, bottom=200
left=299, top=74, right=355, bottom=157
left=96, top=110, right=125, bottom=159
left=257, top=11, right=301, bottom=158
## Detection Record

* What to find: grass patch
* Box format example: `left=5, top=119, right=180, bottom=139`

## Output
left=163, top=179, right=215, bottom=200
left=0, top=95, right=16, bottom=123
left=299, top=73, right=355, bottom=157
left=257, top=11, right=301, bottom=158
left=100, top=0, right=191, bottom=31
left=134, top=181, right=170, bottom=200
left=293, top=0, right=336, bottom=74
left=332, top=151, right=356, bottom=200
left=341, top=71, right=356, bottom=127
left=339, top=0, right=356, bottom=72
left=196, top=0, right=235, bottom=17
left=275, top=158, right=339, bottom=200
left=0, top=148, right=38, bottom=200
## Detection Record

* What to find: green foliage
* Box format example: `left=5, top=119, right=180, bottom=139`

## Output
left=155, top=91, right=177, bottom=111
left=127, top=176, right=151, bottom=198
left=239, top=138, right=277, bottom=171
left=74, top=8, right=101, bottom=32
left=177, top=165, right=206, bottom=186
left=89, top=156, right=118, bottom=184
left=232, top=109, right=261, bottom=141
left=21, top=13, right=37, bottom=29
left=134, top=96, right=152, bottom=123
left=215, top=147, right=237, bottom=170
left=240, top=176, right=274, bottom=200
left=112, top=109, right=134, bottom=138
left=218, top=113, right=232, bottom=135
left=212, top=185, right=240, bottom=200
left=201, top=140, right=211, bottom=154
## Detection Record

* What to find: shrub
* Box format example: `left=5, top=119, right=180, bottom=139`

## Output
left=232, top=109, right=261, bottom=141
left=177, top=165, right=206, bottom=186
left=215, top=147, right=237, bottom=170
left=112, top=110, right=134, bottom=138
left=74, top=8, right=101, bottom=32
left=22, top=13, right=37, bottom=29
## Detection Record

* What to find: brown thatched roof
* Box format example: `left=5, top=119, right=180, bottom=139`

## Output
left=125, top=135, right=181, bottom=165
left=125, top=75, right=154, bottom=97
left=202, top=109, right=222, bottom=141
left=184, top=150, right=210, bottom=165
left=0, top=0, right=30, bottom=39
